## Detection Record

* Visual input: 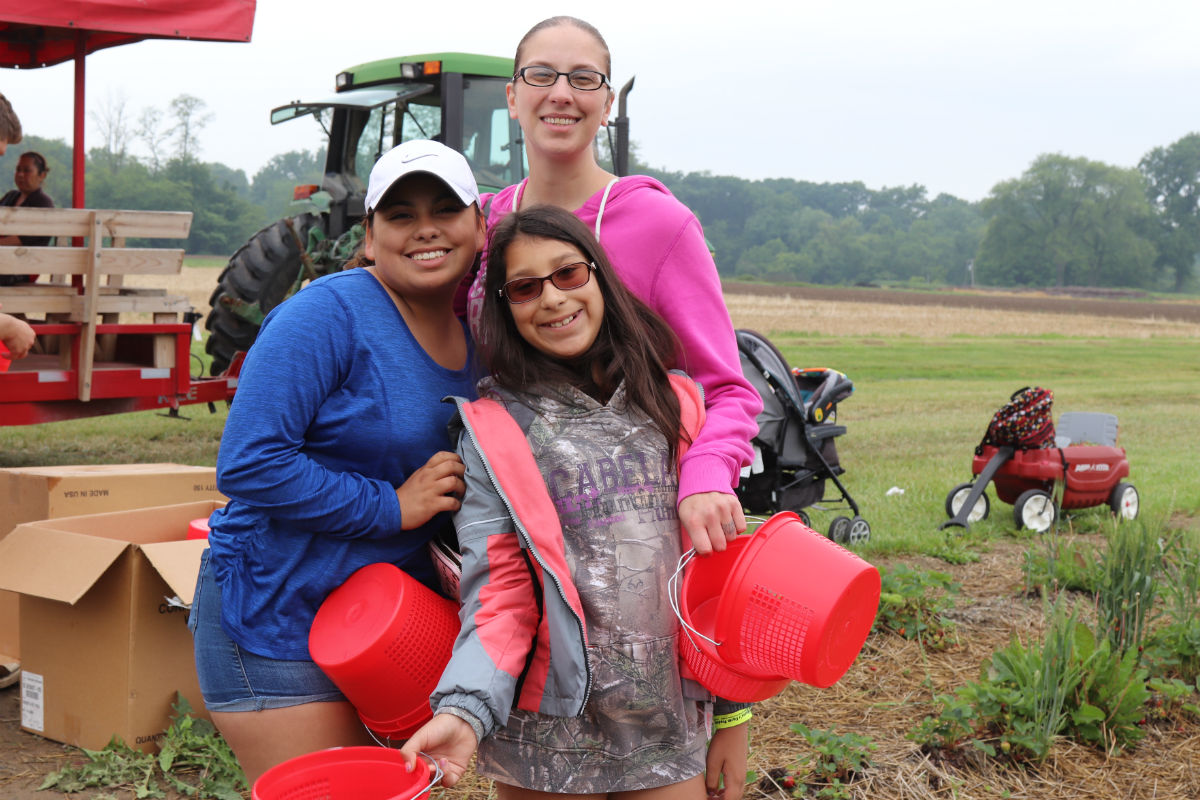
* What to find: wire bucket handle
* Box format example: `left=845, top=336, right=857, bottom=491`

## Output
left=668, top=517, right=768, bottom=653
left=355, top=732, right=445, bottom=797
left=667, top=548, right=720, bottom=652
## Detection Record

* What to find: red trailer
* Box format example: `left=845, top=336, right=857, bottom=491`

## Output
left=1, top=207, right=239, bottom=426
left=0, top=1, right=253, bottom=426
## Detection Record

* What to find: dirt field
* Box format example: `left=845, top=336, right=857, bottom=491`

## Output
left=6, top=536, right=1196, bottom=800
left=3, top=282, right=1199, bottom=799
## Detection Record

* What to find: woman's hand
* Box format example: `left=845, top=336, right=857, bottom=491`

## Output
left=399, top=713, right=479, bottom=788
left=396, top=451, right=466, bottom=530
left=678, top=492, right=746, bottom=555
left=705, top=720, right=750, bottom=800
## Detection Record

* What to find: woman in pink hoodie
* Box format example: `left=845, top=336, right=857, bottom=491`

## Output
left=466, top=16, right=762, bottom=564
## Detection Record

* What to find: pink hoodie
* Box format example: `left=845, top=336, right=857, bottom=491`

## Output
left=466, top=175, right=761, bottom=500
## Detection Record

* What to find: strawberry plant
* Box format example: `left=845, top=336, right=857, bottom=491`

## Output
left=911, top=599, right=1155, bottom=762
left=873, top=563, right=959, bottom=650
left=790, top=723, right=875, bottom=799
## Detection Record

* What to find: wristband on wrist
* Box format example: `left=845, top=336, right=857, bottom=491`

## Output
left=712, top=707, right=752, bottom=729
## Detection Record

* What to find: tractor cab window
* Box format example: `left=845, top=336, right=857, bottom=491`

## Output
left=458, top=76, right=525, bottom=192
left=353, top=104, right=399, bottom=181
left=398, top=101, right=443, bottom=151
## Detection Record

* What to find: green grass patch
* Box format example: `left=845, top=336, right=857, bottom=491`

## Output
left=183, top=255, right=229, bottom=269
left=769, top=335, right=1199, bottom=557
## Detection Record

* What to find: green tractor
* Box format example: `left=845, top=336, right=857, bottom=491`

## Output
left=204, top=51, right=633, bottom=375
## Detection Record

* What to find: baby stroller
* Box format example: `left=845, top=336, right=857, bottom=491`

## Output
left=733, top=329, right=869, bottom=545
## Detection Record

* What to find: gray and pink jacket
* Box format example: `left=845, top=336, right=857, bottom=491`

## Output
left=431, top=374, right=744, bottom=739
left=464, top=176, right=763, bottom=504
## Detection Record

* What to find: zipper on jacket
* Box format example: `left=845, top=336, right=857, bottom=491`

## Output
left=454, top=397, right=594, bottom=715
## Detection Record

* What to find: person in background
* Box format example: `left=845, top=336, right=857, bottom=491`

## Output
left=188, top=140, right=484, bottom=785
left=465, top=16, right=762, bottom=561
left=0, top=95, right=36, bottom=347
left=0, top=151, right=55, bottom=285
left=0, top=92, right=20, bottom=155
left=404, top=205, right=752, bottom=799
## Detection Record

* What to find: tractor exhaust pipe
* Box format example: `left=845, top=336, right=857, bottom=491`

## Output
left=613, top=76, right=635, bottom=177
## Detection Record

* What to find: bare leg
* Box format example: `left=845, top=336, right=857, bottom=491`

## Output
left=614, top=775, right=707, bottom=800
left=495, top=775, right=705, bottom=800
left=496, top=783, right=604, bottom=800
left=211, top=700, right=375, bottom=786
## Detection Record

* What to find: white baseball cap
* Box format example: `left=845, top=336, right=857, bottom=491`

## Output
left=365, top=139, right=481, bottom=212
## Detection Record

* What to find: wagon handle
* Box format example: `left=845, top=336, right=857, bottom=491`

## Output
left=939, top=446, right=1014, bottom=531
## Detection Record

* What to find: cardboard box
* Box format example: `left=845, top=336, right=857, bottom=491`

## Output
left=0, top=463, right=222, bottom=659
left=0, top=500, right=223, bottom=752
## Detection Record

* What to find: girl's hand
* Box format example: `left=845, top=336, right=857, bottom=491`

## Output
left=399, top=713, right=479, bottom=788
left=396, top=451, right=466, bottom=530
left=705, top=721, right=750, bottom=800
left=679, top=492, right=746, bottom=555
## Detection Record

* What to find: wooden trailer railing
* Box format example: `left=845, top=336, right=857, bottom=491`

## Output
left=0, top=207, right=193, bottom=403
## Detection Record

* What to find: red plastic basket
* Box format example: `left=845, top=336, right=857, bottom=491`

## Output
left=253, top=746, right=435, bottom=800
left=677, top=537, right=790, bottom=702
left=713, top=512, right=880, bottom=688
left=308, top=563, right=461, bottom=739
left=186, top=517, right=210, bottom=540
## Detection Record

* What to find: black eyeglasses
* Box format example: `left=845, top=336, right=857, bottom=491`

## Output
left=514, top=66, right=609, bottom=91
left=499, top=262, right=596, bottom=304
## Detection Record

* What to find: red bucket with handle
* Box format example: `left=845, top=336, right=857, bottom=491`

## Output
left=309, top=563, right=461, bottom=739
left=252, top=746, right=439, bottom=800
left=675, top=535, right=791, bottom=702
left=711, top=512, right=880, bottom=688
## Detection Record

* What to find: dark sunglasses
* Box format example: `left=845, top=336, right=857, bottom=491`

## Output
left=499, top=261, right=596, bottom=304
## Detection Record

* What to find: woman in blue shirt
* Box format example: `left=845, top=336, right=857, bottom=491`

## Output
left=189, top=140, right=485, bottom=783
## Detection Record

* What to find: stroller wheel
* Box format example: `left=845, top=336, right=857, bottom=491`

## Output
left=945, top=482, right=989, bottom=523
left=1013, top=489, right=1057, bottom=532
left=848, top=516, right=871, bottom=545
left=828, top=516, right=852, bottom=544
left=1108, top=483, right=1139, bottom=521
left=795, top=508, right=812, bottom=528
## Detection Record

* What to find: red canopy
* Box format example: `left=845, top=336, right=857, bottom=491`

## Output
left=0, top=1, right=256, bottom=206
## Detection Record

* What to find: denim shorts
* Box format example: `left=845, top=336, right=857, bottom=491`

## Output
left=189, top=549, right=346, bottom=712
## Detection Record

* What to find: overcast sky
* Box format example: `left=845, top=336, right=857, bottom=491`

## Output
left=4, top=0, right=1199, bottom=202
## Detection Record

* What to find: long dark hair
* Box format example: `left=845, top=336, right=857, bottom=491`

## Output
left=480, top=205, right=687, bottom=464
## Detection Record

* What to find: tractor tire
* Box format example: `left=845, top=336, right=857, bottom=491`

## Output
left=205, top=214, right=321, bottom=375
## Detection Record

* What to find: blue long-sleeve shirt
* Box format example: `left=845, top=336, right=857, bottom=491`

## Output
left=207, top=268, right=478, bottom=660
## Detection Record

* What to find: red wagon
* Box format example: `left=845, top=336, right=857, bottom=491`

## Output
left=943, top=408, right=1139, bottom=532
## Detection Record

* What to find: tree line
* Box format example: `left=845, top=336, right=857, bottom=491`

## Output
left=643, top=133, right=1200, bottom=293
left=3, top=93, right=1197, bottom=293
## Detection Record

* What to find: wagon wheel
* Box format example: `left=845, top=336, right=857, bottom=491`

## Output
left=945, top=482, right=990, bottom=523
left=1013, top=489, right=1057, bottom=533
left=828, top=515, right=852, bottom=544
left=1108, top=483, right=1139, bottom=521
